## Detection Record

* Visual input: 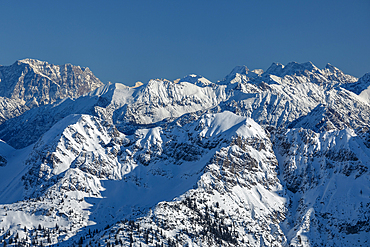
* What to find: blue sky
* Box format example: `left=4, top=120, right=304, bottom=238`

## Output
left=0, top=0, right=369, bottom=85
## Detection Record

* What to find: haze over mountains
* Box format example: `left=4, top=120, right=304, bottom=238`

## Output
left=0, top=59, right=369, bottom=246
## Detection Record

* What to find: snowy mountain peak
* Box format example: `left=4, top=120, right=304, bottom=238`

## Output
left=262, top=61, right=358, bottom=88
left=265, top=62, right=285, bottom=75
left=251, top=68, right=264, bottom=76
left=265, top=61, right=319, bottom=77
left=17, top=58, right=89, bottom=73
left=0, top=59, right=104, bottom=122
left=286, top=61, right=318, bottom=72
left=17, top=58, right=48, bottom=67
left=358, top=72, right=370, bottom=91
left=131, top=81, right=144, bottom=88
left=344, top=72, right=370, bottom=95
left=229, top=65, right=250, bottom=75
left=220, top=65, right=262, bottom=85
left=322, top=62, right=346, bottom=76
left=359, top=72, right=370, bottom=82
left=179, top=74, right=212, bottom=86
left=325, top=62, right=339, bottom=72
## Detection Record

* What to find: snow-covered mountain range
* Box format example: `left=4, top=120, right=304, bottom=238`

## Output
left=0, top=59, right=369, bottom=246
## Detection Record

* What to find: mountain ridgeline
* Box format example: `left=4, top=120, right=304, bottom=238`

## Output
left=0, top=59, right=369, bottom=246
left=0, top=59, right=103, bottom=124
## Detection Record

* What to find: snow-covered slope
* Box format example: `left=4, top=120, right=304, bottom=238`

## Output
left=0, top=61, right=369, bottom=246
left=0, top=97, right=28, bottom=124
left=0, top=111, right=287, bottom=246
left=273, top=127, right=370, bottom=246
left=0, top=80, right=226, bottom=149
left=345, top=72, right=370, bottom=104
left=343, top=72, right=370, bottom=95
left=0, top=114, right=125, bottom=242
left=179, top=74, right=213, bottom=87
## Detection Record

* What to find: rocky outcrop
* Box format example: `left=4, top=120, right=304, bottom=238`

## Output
left=0, top=59, right=103, bottom=123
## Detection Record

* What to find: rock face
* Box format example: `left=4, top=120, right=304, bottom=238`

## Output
left=0, top=59, right=103, bottom=123
left=0, top=61, right=369, bottom=247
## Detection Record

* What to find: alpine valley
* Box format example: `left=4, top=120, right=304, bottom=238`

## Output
left=0, top=59, right=369, bottom=247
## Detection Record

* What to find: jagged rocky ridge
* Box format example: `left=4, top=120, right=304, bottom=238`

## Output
left=0, top=59, right=103, bottom=124
left=0, top=60, right=369, bottom=246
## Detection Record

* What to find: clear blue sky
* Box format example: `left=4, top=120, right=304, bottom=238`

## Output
left=0, top=0, right=369, bottom=85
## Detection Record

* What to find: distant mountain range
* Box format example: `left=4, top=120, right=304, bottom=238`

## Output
left=0, top=59, right=103, bottom=124
left=0, top=59, right=369, bottom=246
